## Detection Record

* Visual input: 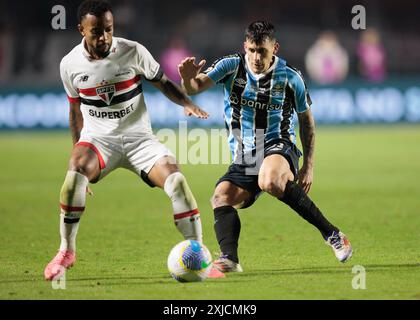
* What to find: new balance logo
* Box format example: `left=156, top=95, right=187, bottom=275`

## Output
left=79, top=75, right=89, bottom=82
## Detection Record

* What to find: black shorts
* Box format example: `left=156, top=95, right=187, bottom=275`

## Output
left=216, top=140, right=302, bottom=209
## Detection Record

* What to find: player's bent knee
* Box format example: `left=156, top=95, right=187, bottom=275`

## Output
left=275, top=173, right=294, bottom=197
left=68, top=159, right=98, bottom=181
left=282, top=171, right=294, bottom=183
left=258, top=177, right=283, bottom=198
left=211, top=193, right=232, bottom=208
left=258, top=179, right=278, bottom=196
left=164, top=172, right=198, bottom=208
left=60, top=171, right=89, bottom=210
left=163, top=171, right=185, bottom=197
left=68, top=164, right=86, bottom=176
left=259, top=170, right=294, bottom=197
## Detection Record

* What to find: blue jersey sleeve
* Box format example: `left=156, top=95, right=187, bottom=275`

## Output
left=286, top=66, right=312, bottom=113
left=204, top=55, right=240, bottom=84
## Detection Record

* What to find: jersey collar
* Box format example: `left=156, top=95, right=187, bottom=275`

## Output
left=244, top=54, right=279, bottom=79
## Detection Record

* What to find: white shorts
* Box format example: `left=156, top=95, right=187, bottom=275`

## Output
left=76, top=133, right=174, bottom=184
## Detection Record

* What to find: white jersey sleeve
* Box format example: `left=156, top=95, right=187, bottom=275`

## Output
left=60, top=59, right=80, bottom=102
left=135, top=43, right=163, bottom=81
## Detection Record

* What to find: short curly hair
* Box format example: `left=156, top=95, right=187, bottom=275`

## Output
left=77, top=0, right=113, bottom=23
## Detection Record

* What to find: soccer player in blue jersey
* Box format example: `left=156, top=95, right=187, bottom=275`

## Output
left=179, top=21, right=353, bottom=272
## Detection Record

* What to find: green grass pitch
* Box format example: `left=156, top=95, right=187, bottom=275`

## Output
left=0, top=125, right=419, bottom=300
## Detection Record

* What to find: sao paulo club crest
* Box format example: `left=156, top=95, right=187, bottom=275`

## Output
left=96, top=83, right=116, bottom=105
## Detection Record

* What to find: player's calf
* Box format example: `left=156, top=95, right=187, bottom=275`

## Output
left=211, top=182, right=251, bottom=266
left=59, top=171, right=88, bottom=252
left=213, top=206, right=241, bottom=264
left=279, top=180, right=339, bottom=240
left=44, top=170, right=88, bottom=280
left=164, top=172, right=203, bottom=243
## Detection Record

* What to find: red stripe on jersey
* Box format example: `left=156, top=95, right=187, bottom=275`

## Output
left=78, top=75, right=141, bottom=96
left=60, top=203, right=85, bottom=212
left=67, top=96, right=80, bottom=103
left=75, top=141, right=106, bottom=169
left=174, top=209, right=200, bottom=220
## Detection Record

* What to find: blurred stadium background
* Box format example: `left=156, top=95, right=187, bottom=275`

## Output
left=0, top=0, right=420, bottom=127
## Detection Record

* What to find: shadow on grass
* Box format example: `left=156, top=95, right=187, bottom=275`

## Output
left=1, top=262, right=418, bottom=285
left=0, top=274, right=168, bottom=284
left=0, top=274, right=240, bottom=286
left=71, top=274, right=242, bottom=286
left=241, top=262, right=420, bottom=277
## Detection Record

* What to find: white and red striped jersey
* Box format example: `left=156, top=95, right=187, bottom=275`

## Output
left=60, top=37, right=163, bottom=135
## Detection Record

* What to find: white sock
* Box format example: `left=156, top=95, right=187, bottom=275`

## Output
left=59, top=213, right=80, bottom=252
left=58, top=171, right=88, bottom=252
left=164, top=172, right=203, bottom=243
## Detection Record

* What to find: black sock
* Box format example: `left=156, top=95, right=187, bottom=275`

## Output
left=213, top=206, right=241, bottom=263
left=279, top=181, right=339, bottom=240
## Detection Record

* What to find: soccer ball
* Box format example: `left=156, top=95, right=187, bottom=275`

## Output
left=167, top=240, right=212, bottom=282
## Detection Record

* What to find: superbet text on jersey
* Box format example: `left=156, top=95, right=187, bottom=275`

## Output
left=60, top=37, right=163, bottom=136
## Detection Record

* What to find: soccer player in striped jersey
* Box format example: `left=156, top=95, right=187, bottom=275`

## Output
left=179, top=21, right=352, bottom=272
left=44, top=0, right=225, bottom=280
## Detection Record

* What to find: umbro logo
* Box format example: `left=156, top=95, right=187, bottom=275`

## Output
left=234, top=78, right=247, bottom=87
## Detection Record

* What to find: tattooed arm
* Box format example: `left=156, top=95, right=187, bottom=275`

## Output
left=69, top=101, right=83, bottom=145
left=297, top=108, right=316, bottom=193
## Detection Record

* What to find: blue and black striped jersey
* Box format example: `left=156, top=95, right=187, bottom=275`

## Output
left=204, top=53, right=312, bottom=163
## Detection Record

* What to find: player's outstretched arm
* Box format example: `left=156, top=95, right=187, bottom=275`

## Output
left=297, top=109, right=315, bottom=193
left=150, top=74, right=209, bottom=119
left=69, top=101, right=83, bottom=145
left=178, top=57, right=215, bottom=95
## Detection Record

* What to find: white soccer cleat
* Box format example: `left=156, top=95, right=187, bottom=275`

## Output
left=213, top=255, right=243, bottom=273
left=326, top=231, right=353, bottom=263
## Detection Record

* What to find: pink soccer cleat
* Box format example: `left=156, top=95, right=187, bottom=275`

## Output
left=207, top=266, right=226, bottom=278
left=44, top=250, right=76, bottom=281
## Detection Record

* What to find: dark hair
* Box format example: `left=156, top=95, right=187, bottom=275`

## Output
left=245, top=21, right=276, bottom=44
left=77, top=0, right=112, bottom=23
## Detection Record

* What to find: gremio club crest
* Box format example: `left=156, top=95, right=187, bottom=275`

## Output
left=96, top=83, right=116, bottom=105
